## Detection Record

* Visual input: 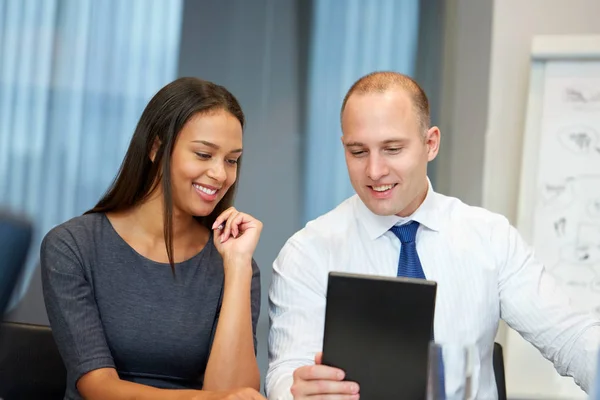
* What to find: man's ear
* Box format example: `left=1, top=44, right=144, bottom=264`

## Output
left=425, top=126, right=440, bottom=162
left=149, top=137, right=161, bottom=162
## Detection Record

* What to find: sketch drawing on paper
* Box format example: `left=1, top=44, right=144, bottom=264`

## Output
left=560, top=83, right=600, bottom=114
left=539, top=177, right=575, bottom=209
left=558, top=224, right=600, bottom=265
left=538, top=176, right=600, bottom=317
left=564, top=87, right=600, bottom=104
left=588, top=198, right=600, bottom=218
left=554, top=217, right=566, bottom=236
left=557, top=125, right=599, bottom=154
left=550, top=223, right=600, bottom=316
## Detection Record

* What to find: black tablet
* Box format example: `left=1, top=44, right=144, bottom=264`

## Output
left=322, top=271, right=437, bottom=400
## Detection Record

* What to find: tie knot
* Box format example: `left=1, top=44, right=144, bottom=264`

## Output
left=390, top=221, right=420, bottom=243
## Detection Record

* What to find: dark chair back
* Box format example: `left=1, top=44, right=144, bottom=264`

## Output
left=0, top=321, right=67, bottom=399
left=0, top=211, right=33, bottom=315
left=493, top=342, right=507, bottom=400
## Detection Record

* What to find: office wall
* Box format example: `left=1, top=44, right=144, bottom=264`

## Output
left=413, top=0, right=447, bottom=188
left=434, top=0, right=494, bottom=206
left=177, top=0, right=308, bottom=383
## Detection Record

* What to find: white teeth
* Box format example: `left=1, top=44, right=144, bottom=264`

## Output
left=193, top=184, right=217, bottom=195
left=372, top=184, right=394, bottom=192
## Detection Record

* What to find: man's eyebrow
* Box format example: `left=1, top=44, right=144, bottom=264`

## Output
left=345, top=138, right=408, bottom=147
left=381, top=138, right=408, bottom=145
left=344, top=141, right=364, bottom=147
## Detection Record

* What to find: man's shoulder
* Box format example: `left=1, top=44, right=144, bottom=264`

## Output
left=280, top=196, right=358, bottom=254
left=436, top=192, right=511, bottom=230
left=297, top=195, right=357, bottom=237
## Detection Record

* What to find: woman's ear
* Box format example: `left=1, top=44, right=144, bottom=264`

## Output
left=149, top=137, right=161, bottom=162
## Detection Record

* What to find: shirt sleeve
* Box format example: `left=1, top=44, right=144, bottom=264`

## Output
left=40, top=226, right=115, bottom=391
left=497, top=219, right=600, bottom=392
left=266, top=236, right=328, bottom=400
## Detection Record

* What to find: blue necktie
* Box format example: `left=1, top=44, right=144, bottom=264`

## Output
left=390, top=221, right=426, bottom=279
left=391, top=221, right=446, bottom=398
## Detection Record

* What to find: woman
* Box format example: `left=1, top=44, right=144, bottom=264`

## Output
left=41, top=78, right=265, bottom=400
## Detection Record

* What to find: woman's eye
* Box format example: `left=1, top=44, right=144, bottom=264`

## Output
left=195, top=152, right=211, bottom=159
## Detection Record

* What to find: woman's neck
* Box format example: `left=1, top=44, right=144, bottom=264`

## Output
left=132, top=190, right=201, bottom=242
left=105, top=189, right=209, bottom=264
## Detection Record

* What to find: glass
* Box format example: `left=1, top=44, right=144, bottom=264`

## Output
left=591, top=347, right=600, bottom=400
left=427, top=342, right=476, bottom=400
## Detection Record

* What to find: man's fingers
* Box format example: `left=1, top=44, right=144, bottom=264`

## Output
left=290, top=377, right=360, bottom=399
left=302, top=395, right=359, bottom=400
left=294, top=365, right=345, bottom=382
left=302, top=380, right=359, bottom=396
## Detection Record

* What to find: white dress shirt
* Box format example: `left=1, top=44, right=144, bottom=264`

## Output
left=267, top=182, right=600, bottom=399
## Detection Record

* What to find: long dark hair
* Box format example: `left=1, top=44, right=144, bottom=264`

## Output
left=85, top=77, right=245, bottom=270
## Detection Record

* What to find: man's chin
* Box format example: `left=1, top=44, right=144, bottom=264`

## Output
left=363, top=199, right=400, bottom=217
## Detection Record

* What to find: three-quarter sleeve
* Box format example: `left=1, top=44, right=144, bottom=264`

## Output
left=40, top=227, right=115, bottom=392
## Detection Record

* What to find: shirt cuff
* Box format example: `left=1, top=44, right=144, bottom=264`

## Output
left=267, top=374, right=294, bottom=400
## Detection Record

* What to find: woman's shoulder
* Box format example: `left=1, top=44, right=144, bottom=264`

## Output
left=42, top=213, right=107, bottom=256
left=46, top=212, right=104, bottom=238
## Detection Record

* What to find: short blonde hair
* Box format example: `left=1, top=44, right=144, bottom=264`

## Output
left=341, top=71, right=430, bottom=135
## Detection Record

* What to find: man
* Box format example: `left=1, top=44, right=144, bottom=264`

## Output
left=266, top=71, right=600, bottom=399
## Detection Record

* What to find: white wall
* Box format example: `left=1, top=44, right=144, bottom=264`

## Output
left=482, top=0, right=600, bottom=398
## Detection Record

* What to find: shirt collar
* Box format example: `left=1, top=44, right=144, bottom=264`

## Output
left=355, top=178, right=442, bottom=240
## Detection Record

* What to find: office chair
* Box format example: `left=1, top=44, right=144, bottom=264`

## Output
left=493, top=342, right=507, bottom=400
left=0, top=210, right=33, bottom=315
left=0, top=321, right=67, bottom=399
